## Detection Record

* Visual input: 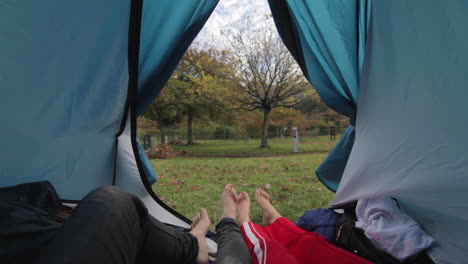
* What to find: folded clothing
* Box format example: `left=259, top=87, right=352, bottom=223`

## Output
left=355, top=197, right=435, bottom=261
left=295, top=208, right=341, bottom=241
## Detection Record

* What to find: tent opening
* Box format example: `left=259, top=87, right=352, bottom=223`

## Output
left=137, top=0, right=345, bottom=226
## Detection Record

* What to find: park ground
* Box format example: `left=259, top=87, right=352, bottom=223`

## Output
left=150, top=136, right=337, bottom=227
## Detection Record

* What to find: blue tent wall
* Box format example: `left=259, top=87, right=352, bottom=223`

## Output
left=331, top=1, right=468, bottom=263
left=269, top=0, right=468, bottom=263
left=0, top=0, right=218, bottom=202
left=135, top=0, right=218, bottom=185
left=268, top=0, right=370, bottom=191
left=0, top=0, right=131, bottom=199
left=116, top=0, right=219, bottom=227
left=138, top=0, right=219, bottom=115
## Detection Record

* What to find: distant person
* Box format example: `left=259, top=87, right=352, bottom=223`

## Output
left=329, top=125, right=337, bottom=141
left=236, top=188, right=374, bottom=264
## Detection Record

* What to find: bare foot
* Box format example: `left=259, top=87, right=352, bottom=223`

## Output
left=237, top=191, right=251, bottom=224
left=221, top=183, right=237, bottom=220
left=255, top=188, right=281, bottom=226
left=190, top=208, right=211, bottom=264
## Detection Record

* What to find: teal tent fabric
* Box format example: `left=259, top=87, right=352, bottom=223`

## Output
left=137, top=0, right=219, bottom=115
left=135, top=0, right=218, bottom=184
left=0, top=0, right=130, bottom=199
left=136, top=139, right=157, bottom=184
left=270, top=1, right=468, bottom=262
left=331, top=1, right=468, bottom=263
left=0, top=0, right=218, bottom=200
left=314, top=127, right=355, bottom=190
left=268, top=0, right=371, bottom=191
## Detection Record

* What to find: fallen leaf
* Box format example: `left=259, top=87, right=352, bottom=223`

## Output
left=260, top=164, right=269, bottom=172
left=170, top=180, right=186, bottom=185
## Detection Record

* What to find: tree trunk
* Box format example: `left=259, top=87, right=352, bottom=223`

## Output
left=235, top=124, right=238, bottom=141
left=187, top=112, right=194, bottom=145
left=158, top=117, right=166, bottom=145
left=260, top=108, right=271, bottom=148
left=160, top=129, right=166, bottom=145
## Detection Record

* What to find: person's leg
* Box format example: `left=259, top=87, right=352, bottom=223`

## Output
left=238, top=191, right=298, bottom=264
left=255, top=189, right=373, bottom=264
left=254, top=188, right=311, bottom=246
left=215, top=184, right=251, bottom=264
left=187, top=208, right=211, bottom=264
left=140, top=210, right=208, bottom=264
left=34, top=186, right=202, bottom=264
left=254, top=188, right=281, bottom=226
left=265, top=217, right=375, bottom=264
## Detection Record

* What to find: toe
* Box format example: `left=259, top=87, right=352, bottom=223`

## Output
left=255, top=189, right=261, bottom=197
left=200, top=208, right=208, bottom=216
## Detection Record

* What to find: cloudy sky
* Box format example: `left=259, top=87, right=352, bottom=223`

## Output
left=195, top=0, right=272, bottom=47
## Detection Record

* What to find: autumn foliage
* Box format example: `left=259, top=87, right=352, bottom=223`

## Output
left=146, top=145, right=186, bottom=159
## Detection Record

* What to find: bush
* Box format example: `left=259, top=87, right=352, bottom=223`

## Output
left=146, top=145, right=186, bottom=159
left=213, top=127, right=231, bottom=139
left=168, top=138, right=185, bottom=145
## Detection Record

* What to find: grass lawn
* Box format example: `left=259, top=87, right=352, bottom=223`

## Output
left=151, top=154, right=334, bottom=228
left=170, top=135, right=340, bottom=154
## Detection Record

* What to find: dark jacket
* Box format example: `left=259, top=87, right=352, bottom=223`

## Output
left=0, top=181, right=63, bottom=264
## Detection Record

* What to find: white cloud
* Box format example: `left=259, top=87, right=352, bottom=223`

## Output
left=195, top=0, right=272, bottom=49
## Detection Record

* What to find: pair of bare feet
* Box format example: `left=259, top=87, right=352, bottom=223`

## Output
left=190, top=208, right=211, bottom=264
left=220, top=183, right=281, bottom=226
left=189, top=184, right=282, bottom=264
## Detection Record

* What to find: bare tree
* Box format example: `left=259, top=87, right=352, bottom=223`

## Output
left=223, top=15, right=312, bottom=148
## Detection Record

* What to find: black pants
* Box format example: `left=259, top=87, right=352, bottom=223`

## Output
left=33, top=186, right=251, bottom=264
left=215, top=217, right=252, bottom=264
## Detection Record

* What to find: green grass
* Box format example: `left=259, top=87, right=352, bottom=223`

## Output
left=151, top=154, right=334, bottom=228
left=170, top=135, right=340, bottom=154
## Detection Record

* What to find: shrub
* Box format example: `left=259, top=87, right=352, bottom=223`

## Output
left=146, top=145, right=186, bottom=159
left=213, top=127, right=231, bottom=139
left=168, top=138, right=185, bottom=145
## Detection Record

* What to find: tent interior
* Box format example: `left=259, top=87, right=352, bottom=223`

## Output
left=1, top=0, right=467, bottom=263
